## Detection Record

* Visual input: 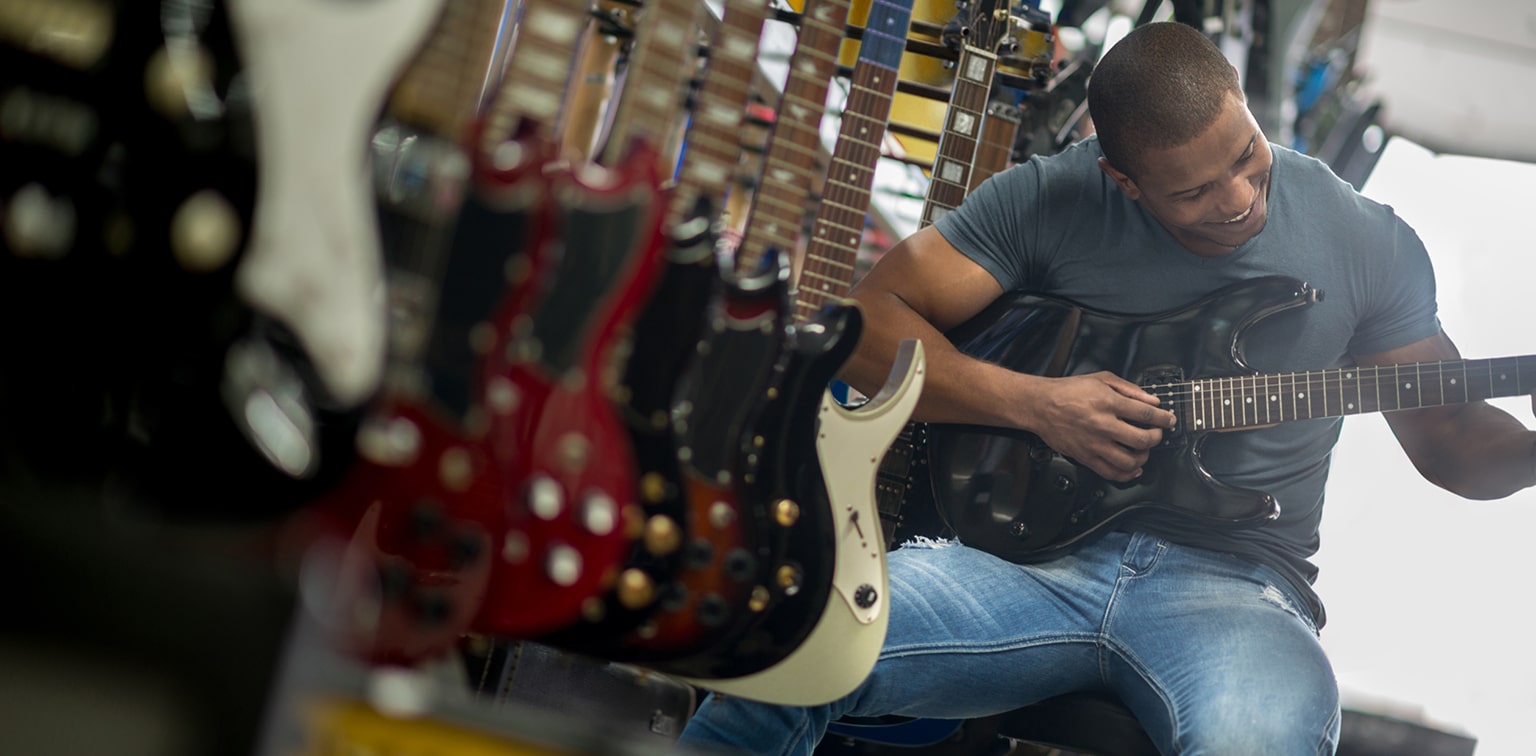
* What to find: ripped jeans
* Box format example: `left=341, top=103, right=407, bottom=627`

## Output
left=677, top=531, right=1340, bottom=756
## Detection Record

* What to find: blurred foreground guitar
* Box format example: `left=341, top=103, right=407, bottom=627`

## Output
left=918, top=275, right=1536, bottom=564
left=679, top=0, right=928, bottom=706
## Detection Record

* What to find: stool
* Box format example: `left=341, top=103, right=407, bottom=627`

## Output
left=997, top=691, right=1158, bottom=755
left=823, top=691, right=1158, bottom=755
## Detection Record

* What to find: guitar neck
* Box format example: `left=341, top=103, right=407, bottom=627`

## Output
left=666, top=0, right=772, bottom=230
left=734, top=0, right=854, bottom=273
left=386, top=0, right=503, bottom=141
left=599, top=0, right=701, bottom=169
left=793, top=0, right=913, bottom=323
left=970, top=100, right=1020, bottom=192
left=916, top=40, right=997, bottom=229
left=480, top=0, right=588, bottom=151
left=1171, top=356, right=1536, bottom=431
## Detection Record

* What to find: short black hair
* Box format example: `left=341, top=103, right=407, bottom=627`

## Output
left=1086, top=22, right=1243, bottom=178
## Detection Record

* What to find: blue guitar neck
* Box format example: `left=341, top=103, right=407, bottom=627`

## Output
left=857, top=0, right=915, bottom=71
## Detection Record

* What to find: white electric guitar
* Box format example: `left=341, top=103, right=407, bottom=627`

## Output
left=228, top=0, right=445, bottom=408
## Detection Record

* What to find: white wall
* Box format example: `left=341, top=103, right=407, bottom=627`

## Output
left=1317, top=136, right=1536, bottom=754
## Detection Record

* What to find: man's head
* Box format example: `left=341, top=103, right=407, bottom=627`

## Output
left=1088, top=22, right=1273, bottom=257
left=1087, top=22, right=1242, bottom=178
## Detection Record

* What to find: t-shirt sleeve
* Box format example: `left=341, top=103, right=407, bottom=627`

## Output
left=930, top=160, right=1035, bottom=292
left=1347, top=213, right=1442, bottom=356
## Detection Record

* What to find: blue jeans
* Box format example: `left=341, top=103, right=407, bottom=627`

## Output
left=677, top=531, right=1340, bottom=755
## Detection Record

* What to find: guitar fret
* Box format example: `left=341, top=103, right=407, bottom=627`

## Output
left=823, top=201, right=872, bottom=221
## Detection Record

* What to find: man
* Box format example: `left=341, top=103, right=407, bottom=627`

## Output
left=677, top=21, right=1536, bottom=755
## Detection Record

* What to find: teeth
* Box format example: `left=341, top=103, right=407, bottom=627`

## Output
left=1223, top=205, right=1252, bottom=224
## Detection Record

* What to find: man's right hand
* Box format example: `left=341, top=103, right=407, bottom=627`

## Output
left=1021, top=371, right=1178, bottom=482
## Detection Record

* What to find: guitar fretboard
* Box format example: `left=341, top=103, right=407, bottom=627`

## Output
left=666, top=0, right=772, bottom=229
left=481, top=0, right=587, bottom=150
left=794, top=0, right=913, bottom=323
left=1155, top=356, right=1536, bottom=431
left=970, top=100, right=1021, bottom=192
left=734, top=0, right=854, bottom=273
left=600, top=0, right=702, bottom=169
left=917, top=39, right=997, bottom=229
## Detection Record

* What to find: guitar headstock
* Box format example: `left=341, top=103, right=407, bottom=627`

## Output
left=962, top=0, right=1018, bottom=54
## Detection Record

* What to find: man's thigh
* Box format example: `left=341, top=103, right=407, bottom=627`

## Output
left=1105, top=541, right=1340, bottom=755
left=843, top=535, right=1130, bottom=720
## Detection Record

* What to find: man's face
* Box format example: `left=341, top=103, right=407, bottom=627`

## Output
left=1100, top=93, right=1274, bottom=258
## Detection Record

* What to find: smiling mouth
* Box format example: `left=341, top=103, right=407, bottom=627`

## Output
left=1220, top=204, right=1254, bottom=224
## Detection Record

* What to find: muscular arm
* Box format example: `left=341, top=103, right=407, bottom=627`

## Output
left=843, top=226, right=1175, bottom=481
left=1365, top=330, right=1536, bottom=499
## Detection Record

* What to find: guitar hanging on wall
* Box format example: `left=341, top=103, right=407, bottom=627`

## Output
left=473, top=0, right=698, bottom=639
left=540, top=0, right=778, bottom=660
left=677, top=0, right=929, bottom=706
left=919, top=275, right=1536, bottom=564
left=303, top=0, right=510, bottom=664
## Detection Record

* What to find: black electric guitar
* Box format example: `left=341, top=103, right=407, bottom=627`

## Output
left=916, top=275, right=1536, bottom=564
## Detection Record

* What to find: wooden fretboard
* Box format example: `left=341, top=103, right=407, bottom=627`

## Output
left=733, top=0, right=855, bottom=273
left=793, top=0, right=914, bottom=323
left=666, top=0, right=773, bottom=230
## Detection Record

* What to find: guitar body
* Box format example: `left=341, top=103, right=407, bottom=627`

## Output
left=476, top=144, right=667, bottom=638
left=922, top=276, right=1320, bottom=563
left=308, top=401, right=495, bottom=665
left=685, top=316, right=927, bottom=706
left=0, top=0, right=366, bottom=518
left=613, top=248, right=790, bottom=661
left=539, top=205, right=723, bottom=652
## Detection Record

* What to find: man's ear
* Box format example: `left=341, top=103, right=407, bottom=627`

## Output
left=1097, top=156, right=1141, bottom=200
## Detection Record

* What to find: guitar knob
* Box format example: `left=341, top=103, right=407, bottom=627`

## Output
left=412, top=592, right=452, bottom=626
left=545, top=544, right=582, bottom=586
left=617, top=568, right=657, bottom=610
left=723, top=548, right=756, bottom=581
left=409, top=499, right=445, bottom=539
left=448, top=528, right=484, bottom=567
left=854, top=584, right=878, bottom=609
left=528, top=475, right=563, bottom=519
left=1054, top=474, right=1074, bottom=494
left=1010, top=521, right=1032, bottom=538
left=698, top=595, right=730, bottom=627
left=580, top=490, right=617, bottom=535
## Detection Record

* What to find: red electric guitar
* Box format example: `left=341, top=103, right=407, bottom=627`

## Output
left=472, top=0, right=701, bottom=638
left=303, top=0, right=511, bottom=664
left=537, top=0, right=780, bottom=658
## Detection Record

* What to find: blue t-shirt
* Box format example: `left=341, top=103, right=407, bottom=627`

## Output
left=932, top=136, right=1441, bottom=625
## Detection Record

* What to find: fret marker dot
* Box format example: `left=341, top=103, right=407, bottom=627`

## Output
left=1348, top=403, right=1355, bottom=410
left=1246, top=397, right=1253, bottom=404
left=1196, top=419, right=1205, bottom=427
left=1223, top=399, right=1231, bottom=406
left=1298, top=392, right=1306, bottom=399
left=1501, top=374, right=1508, bottom=381
left=1404, top=382, right=1413, bottom=389
left=1450, top=378, right=1458, bottom=385
left=1270, top=395, right=1278, bottom=401
left=1345, top=372, right=1354, bottom=379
